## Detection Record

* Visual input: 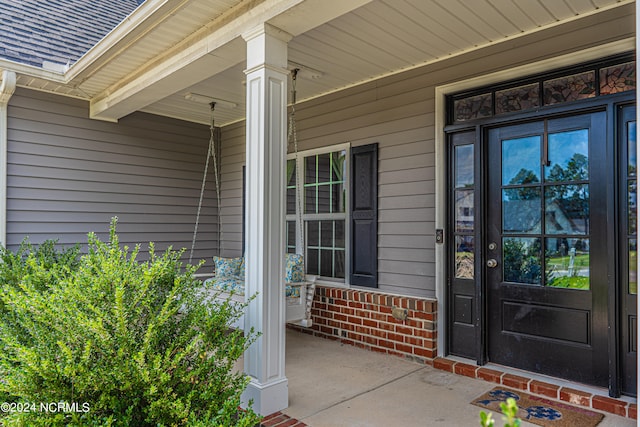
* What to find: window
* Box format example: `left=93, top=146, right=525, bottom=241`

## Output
left=450, top=54, right=636, bottom=124
left=287, top=146, right=348, bottom=281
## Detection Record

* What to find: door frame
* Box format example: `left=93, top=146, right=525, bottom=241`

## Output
left=434, top=39, right=634, bottom=360
left=440, top=77, right=635, bottom=397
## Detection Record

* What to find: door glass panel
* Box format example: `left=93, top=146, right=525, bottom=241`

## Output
left=455, top=144, right=474, bottom=188
left=629, top=120, right=637, bottom=295
left=455, top=189, right=474, bottom=232
left=451, top=139, right=475, bottom=280
left=545, top=238, right=590, bottom=290
left=503, top=237, right=542, bottom=285
left=502, top=188, right=541, bottom=233
left=502, top=136, right=541, bottom=185
left=455, top=236, right=474, bottom=279
left=628, top=121, right=636, bottom=177
left=630, top=239, right=637, bottom=295
left=545, top=130, right=589, bottom=182
left=630, top=180, right=637, bottom=235
left=544, top=184, right=589, bottom=235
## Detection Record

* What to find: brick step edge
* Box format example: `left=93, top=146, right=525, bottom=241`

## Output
left=260, top=411, right=307, bottom=427
left=433, top=357, right=637, bottom=420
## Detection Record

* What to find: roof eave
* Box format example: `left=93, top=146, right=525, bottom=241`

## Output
left=0, top=58, right=67, bottom=84
left=64, top=0, right=180, bottom=84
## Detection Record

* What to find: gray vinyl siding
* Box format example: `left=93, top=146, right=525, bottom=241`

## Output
left=6, top=88, right=217, bottom=268
left=218, top=121, right=245, bottom=258
left=220, top=7, right=632, bottom=298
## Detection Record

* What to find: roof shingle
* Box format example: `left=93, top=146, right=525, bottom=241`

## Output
left=0, top=0, right=141, bottom=68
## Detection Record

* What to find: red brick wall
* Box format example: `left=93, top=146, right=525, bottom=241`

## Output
left=288, top=285, right=438, bottom=364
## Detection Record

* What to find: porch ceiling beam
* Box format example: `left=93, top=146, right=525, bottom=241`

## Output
left=89, top=0, right=373, bottom=122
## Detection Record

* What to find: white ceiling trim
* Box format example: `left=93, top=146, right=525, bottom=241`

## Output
left=280, top=0, right=636, bottom=110
left=89, top=0, right=372, bottom=122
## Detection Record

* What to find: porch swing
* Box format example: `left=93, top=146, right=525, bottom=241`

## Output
left=189, top=69, right=316, bottom=328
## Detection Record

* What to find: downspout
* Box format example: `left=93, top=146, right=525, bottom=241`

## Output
left=0, top=70, right=17, bottom=247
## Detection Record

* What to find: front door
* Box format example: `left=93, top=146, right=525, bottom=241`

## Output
left=486, top=112, right=609, bottom=386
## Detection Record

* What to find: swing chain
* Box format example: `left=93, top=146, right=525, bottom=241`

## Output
left=288, top=69, right=305, bottom=266
left=189, top=102, right=220, bottom=264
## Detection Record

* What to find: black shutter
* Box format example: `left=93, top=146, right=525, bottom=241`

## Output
left=350, top=143, right=378, bottom=287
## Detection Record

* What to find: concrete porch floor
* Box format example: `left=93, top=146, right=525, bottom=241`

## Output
left=256, top=329, right=635, bottom=427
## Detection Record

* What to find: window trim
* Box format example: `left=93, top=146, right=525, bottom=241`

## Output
left=287, top=142, right=351, bottom=284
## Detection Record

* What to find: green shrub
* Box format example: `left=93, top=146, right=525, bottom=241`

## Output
left=480, top=397, right=521, bottom=427
left=0, top=219, right=260, bottom=426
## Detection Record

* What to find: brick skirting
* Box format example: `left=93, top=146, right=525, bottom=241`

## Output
left=288, top=285, right=438, bottom=364
left=433, top=358, right=637, bottom=420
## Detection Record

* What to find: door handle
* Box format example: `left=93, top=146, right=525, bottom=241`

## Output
left=487, top=259, right=498, bottom=268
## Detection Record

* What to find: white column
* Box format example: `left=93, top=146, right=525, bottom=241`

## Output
left=241, top=23, right=291, bottom=416
left=0, top=70, right=16, bottom=247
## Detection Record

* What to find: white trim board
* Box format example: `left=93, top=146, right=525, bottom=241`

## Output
left=0, top=70, right=16, bottom=247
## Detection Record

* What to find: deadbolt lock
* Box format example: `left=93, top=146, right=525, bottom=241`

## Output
left=488, top=242, right=497, bottom=251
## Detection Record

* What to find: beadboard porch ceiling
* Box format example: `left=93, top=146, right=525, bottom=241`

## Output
left=9, top=0, right=635, bottom=126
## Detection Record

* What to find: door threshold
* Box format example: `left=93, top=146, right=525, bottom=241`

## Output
left=433, top=356, right=637, bottom=419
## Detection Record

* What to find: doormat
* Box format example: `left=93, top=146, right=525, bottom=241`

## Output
left=472, top=387, right=604, bottom=427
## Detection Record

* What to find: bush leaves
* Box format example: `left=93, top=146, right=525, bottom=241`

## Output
left=0, top=218, right=260, bottom=426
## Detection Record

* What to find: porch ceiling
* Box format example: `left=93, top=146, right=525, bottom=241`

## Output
left=5, top=0, right=634, bottom=126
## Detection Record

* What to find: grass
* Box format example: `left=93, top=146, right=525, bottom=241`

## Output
left=546, top=253, right=589, bottom=268
left=547, top=276, right=589, bottom=289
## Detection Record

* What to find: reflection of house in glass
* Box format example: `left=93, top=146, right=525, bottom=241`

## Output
left=455, top=190, right=474, bottom=232
left=502, top=199, right=542, bottom=233
left=502, top=197, right=589, bottom=238
left=545, top=200, right=589, bottom=237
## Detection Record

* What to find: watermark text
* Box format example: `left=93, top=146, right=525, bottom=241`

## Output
left=1, top=401, right=90, bottom=413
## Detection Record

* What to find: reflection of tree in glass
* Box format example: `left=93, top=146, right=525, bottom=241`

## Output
left=545, top=154, right=590, bottom=226
left=511, top=168, right=539, bottom=185
left=503, top=238, right=541, bottom=285
left=547, top=153, right=588, bottom=182
left=504, top=168, right=539, bottom=200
